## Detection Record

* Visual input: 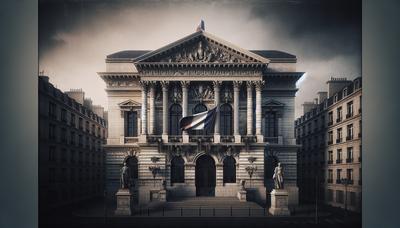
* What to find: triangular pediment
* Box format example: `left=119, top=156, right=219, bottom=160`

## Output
left=263, top=99, right=285, bottom=107
left=134, top=31, right=270, bottom=64
left=118, top=99, right=141, bottom=108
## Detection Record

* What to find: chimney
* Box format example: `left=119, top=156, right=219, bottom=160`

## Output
left=84, top=98, right=93, bottom=110
left=65, top=89, right=85, bottom=105
left=302, top=102, right=317, bottom=115
left=326, top=77, right=352, bottom=97
left=92, top=105, right=105, bottom=118
left=317, top=91, right=328, bottom=104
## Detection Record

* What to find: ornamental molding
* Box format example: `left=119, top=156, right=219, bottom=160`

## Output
left=138, top=68, right=264, bottom=77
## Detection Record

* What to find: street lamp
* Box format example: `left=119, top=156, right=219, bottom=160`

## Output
left=340, top=178, right=351, bottom=213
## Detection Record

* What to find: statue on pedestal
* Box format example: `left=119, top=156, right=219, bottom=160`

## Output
left=120, top=162, right=130, bottom=189
left=273, top=162, right=284, bottom=189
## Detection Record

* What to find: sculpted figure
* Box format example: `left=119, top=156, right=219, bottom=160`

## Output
left=120, top=162, right=130, bottom=189
left=273, top=162, right=284, bottom=189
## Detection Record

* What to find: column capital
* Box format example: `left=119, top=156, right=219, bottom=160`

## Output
left=213, top=81, right=222, bottom=90
left=181, top=81, right=190, bottom=88
left=161, top=81, right=169, bottom=91
left=246, top=81, right=254, bottom=90
left=139, top=80, right=149, bottom=90
left=233, top=81, right=242, bottom=90
left=254, top=80, right=265, bottom=91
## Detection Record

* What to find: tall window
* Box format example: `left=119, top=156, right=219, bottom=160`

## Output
left=347, top=124, right=353, bottom=140
left=347, top=147, right=353, bottom=162
left=192, top=104, right=208, bottom=135
left=337, top=169, right=342, bottom=181
left=223, top=156, right=236, bottom=183
left=169, top=104, right=182, bottom=135
left=126, top=111, right=138, bottom=137
left=220, top=104, right=232, bottom=135
left=171, top=156, right=185, bottom=183
left=347, top=101, right=353, bottom=117
left=126, top=156, right=138, bottom=181
left=264, top=111, right=277, bottom=137
left=336, top=107, right=342, bottom=122
left=337, top=149, right=342, bottom=163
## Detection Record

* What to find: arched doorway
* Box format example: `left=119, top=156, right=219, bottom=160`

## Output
left=195, top=155, right=216, bottom=196
left=124, top=156, right=138, bottom=204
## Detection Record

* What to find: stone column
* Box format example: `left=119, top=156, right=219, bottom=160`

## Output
left=278, top=115, right=283, bottom=144
left=255, top=80, right=265, bottom=143
left=213, top=81, right=221, bottom=143
left=161, top=81, right=169, bottom=142
left=148, top=82, right=156, bottom=135
left=246, top=81, right=254, bottom=136
left=181, top=81, right=190, bottom=143
left=233, top=81, right=242, bottom=143
left=139, top=81, right=148, bottom=143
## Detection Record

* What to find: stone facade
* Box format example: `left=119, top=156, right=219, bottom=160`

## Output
left=100, top=30, right=302, bottom=207
left=38, top=75, right=107, bottom=212
left=295, top=77, right=362, bottom=212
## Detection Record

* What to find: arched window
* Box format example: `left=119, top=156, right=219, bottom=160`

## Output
left=264, top=155, right=278, bottom=185
left=192, top=104, right=208, bottom=135
left=264, top=111, right=277, bottom=137
left=220, top=104, right=233, bottom=135
left=223, top=156, right=236, bottom=183
left=169, top=104, right=182, bottom=135
left=125, top=111, right=138, bottom=137
left=171, top=156, right=185, bottom=183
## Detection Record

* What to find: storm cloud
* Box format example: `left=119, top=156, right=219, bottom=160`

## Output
left=39, top=0, right=361, bottom=118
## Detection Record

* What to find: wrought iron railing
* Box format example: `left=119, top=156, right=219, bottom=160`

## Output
left=264, top=137, right=278, bottom=144
left=189, top=135, right=214, bottom=143
left=168, top=135, right=182, bottom=143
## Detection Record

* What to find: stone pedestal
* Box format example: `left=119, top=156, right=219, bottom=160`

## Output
left=162, top=134, right=169, bottom=143
left=115, top=188, right=133, bottom=216
left=182, top=133, right=189, bottom=143
left=159, top=189, right=167, bottom=202
left=214, top=134, right=220, bottom=143
left=234, top=135, right=242, bottom=144
left=139, top=134, right=147, bottom=143
left=237, top=190, right=247, bottom=202
left=256, top=134, right=264, bottom=143
left=269, top=189, right=290, bottom=216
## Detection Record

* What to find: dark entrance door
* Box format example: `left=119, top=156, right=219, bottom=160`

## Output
left=195, top=155, right=216, bottom=196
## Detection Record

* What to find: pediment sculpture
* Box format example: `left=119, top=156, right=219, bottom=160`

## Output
left=155, top=40, right=252, bottom=63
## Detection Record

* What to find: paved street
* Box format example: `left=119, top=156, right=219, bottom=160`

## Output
left=40, top=197, right=361, bottom=228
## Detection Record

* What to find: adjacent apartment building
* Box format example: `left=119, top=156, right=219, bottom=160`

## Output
left=39, top=75, right=108, bottom=212
left=295, top=77, right=362, bottom=212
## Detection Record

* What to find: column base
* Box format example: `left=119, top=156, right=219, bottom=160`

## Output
left=182, top=133, right=189, bottom=143
left=237, top=190, right=247, bottom=202
left=139, top=135, right=147, bottom=143
left=234, top=135, right=242, bottom=144
left=214, top=134, right=220, bottom=143
left=256, top=134, right=264, bottom=143
left=120, top=136, right=125, bottom=144
left=162, top=134, right=169, bottom=143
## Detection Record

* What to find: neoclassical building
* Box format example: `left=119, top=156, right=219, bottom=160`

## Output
left=100, top=29, right=303, bottom=207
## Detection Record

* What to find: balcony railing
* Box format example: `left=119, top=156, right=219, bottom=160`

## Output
left=336, top=159, right=342, bottom=164
left=336, top=118, right=342, bottom=123
left=242, top=135, right=256, bottom=143
left=189, top=135, right=214, bottom=143
left=264, top=137, right=279, bottom=144
left=328, top=121, right=333, bottom=126
left=358, top=132, right=362, bottom=138
left=336, top=138, right=342, bottom=143
left=359, top=108, right=362, bottom=114
left=346, top=135, right=353, bottom=141
left=346, top=113, right=353, bottom=119
left=328, top=141, right=333, bottom=145
left=327, top=179, right=333, bottom=183
left=168, top=135, right=182, bottom=143
left=328, top=160, right=333, bottom=164
left=358, top=157, right=362, bottom=162
left=346, top=158, right=354, bottom=163
left=221, top=135, right=234, bottom=143
left=148, top=135, right=162, bottom=143
left=336, top=179, right=342, bottom=184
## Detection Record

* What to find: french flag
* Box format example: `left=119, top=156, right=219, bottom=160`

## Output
left=180, top=106, right=217, bottom=131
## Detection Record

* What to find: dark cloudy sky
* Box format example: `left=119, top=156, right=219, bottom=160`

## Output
left=39, top=0, right=361, bottom=118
